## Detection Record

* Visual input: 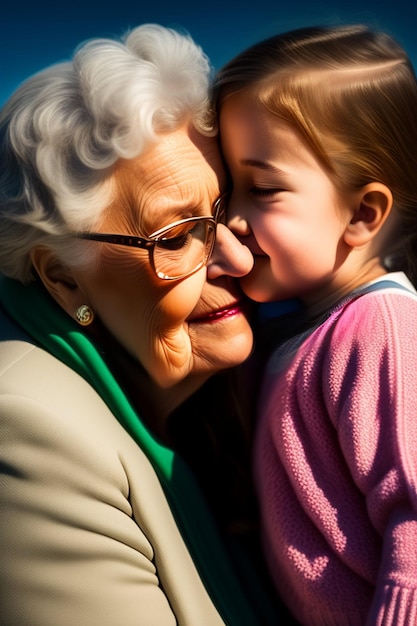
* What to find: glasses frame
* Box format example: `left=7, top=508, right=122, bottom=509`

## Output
left=73, top=193, right=227, bottom=281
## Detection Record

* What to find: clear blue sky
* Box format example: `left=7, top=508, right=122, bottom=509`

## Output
left=1, top=0, right=416, bottom=106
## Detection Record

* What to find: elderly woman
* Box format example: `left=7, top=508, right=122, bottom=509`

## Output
left=0, top=24, right=278, bottom=626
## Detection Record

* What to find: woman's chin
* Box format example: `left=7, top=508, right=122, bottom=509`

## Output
left=191, top=325, right=254, bottom=374
left=149, top=311, right=254, bottom=389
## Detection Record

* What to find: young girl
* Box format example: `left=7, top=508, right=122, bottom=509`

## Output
left=214, top=25, right=417, bottom=626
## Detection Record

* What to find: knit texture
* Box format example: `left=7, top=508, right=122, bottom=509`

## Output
left=255, top=275, right=417, bottom=626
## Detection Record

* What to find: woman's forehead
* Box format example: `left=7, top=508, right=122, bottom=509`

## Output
left=107, top=128, right=223, bottom=229
left=116, top=128, right=221, bottom=190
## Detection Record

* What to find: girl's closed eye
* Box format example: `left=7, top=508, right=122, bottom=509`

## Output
left=250, top=186, right=286, bottom=198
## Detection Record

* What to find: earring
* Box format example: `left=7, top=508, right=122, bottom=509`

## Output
left=75, top=305, right=94, bottom=326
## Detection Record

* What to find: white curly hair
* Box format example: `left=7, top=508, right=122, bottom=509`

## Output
left=0, top=24, right=215, bottom=282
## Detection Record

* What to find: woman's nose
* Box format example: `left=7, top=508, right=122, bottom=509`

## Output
left=207, top=223, right=254, bottom=279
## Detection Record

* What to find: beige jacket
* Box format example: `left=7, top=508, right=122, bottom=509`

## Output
left=0, top=317, right=226, bottom=625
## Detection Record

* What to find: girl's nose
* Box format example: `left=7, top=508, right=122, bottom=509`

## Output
left=207, top=223, right=254, bottom=279
left=227, top=212, right=252, bottom=237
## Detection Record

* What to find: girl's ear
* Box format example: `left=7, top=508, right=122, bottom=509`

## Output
left=344, top=183, right=393, bottom=247
left=30, top=246, right=87, bottom=320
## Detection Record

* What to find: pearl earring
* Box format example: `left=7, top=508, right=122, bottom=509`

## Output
left=75, top=305, right=94, bottom=326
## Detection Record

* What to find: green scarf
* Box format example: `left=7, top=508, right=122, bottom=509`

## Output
left=0, top=275, right=273, bottom=625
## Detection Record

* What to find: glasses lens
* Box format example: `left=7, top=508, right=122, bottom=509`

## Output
left=154, top=220, right=214, bottom=280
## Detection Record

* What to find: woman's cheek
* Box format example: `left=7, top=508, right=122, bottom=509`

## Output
left=159, top=272, right=207, bottom=323
left=149, top=326, right=193, bottom=387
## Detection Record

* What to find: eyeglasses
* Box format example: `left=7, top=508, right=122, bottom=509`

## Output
left=74, top=193, right=227, bottom=281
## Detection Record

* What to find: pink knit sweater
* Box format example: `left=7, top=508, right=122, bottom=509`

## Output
left=254, top=274, right=417, bottom=626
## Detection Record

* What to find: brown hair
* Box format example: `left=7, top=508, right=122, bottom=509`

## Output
left=214, top=25, right=417, bottom=283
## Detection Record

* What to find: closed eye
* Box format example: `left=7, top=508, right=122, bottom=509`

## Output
left=157, top=233, right=190, bottom=250
left=155, top=221, right=204, bottom=250
left=250, top=187, right=285, bottom=197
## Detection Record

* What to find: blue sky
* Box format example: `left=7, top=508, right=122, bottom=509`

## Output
left=1, top=0, right=416, bottom=106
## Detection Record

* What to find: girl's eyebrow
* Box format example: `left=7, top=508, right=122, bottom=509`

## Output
left=240, top=158, right=283, bottom=173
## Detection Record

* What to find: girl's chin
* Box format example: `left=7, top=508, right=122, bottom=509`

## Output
left=240, top=285, right=274, bottom=303
left=240, top=274, right=289, bottom=304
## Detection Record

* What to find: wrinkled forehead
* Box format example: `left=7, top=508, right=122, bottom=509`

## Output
left=106, top=126, right=225, bottom=231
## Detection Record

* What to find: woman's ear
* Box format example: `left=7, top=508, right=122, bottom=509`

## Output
left=344, top=183, right=393, bottom=247
left=30, top=246, right=85, bottom=319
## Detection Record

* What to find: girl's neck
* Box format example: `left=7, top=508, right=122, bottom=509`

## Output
left=305, top=259, right=388, bottom=319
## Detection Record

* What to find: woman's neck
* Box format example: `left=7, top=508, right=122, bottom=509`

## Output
left=85, top=319, right=208, bottom=445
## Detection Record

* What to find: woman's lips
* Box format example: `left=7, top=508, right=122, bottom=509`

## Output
left=188, top=302, right=243, bottom=324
